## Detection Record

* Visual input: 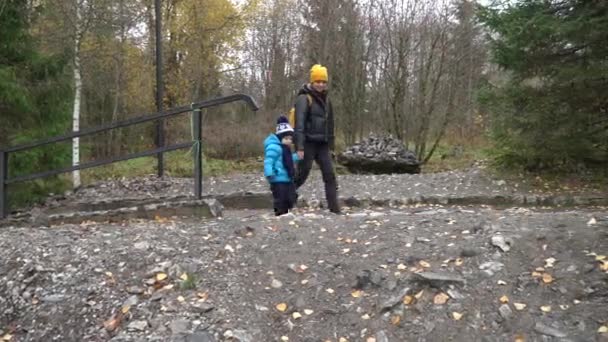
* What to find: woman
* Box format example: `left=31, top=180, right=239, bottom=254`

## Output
left=294, top=64, right=340, bottom=214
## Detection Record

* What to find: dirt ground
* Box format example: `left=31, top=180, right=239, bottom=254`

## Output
left=1, top=203, right=607, bottom=342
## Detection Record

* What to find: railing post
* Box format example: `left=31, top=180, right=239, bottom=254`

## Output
left=193, top=108, right=203, bottom=199
left=0, top=151, right=8, bottom=219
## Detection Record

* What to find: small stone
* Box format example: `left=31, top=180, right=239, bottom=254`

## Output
left=271, top=279, right=283, bottom=289
left=479, top=261, right=504, bottom=277
left=230, top=329, right=253, bottom=342
left=134, top=241, right=150, bottom=250
left=460, top=248, right=479, bottom=258
left=375, top=330, right=389, bottom=342
left=534, top=322, right=567, bottom=338
left=170, top=319, right=191, bottom=335
left=41, top=294, right=66, bottom=303
left=127, top=320, right=148, bottom=332
left=499, top=304, right=513, bottom=320
left=414, top=272, right=465, bottom=286
left=184, top=332, right=216, bottom=342
left=491, top=235, right=511, bottom=252
left=380, top=287, right=410, bottom=312
left=126, top=286, right=145, bottom=295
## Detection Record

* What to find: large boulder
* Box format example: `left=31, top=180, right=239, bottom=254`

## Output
left=338, top=134, right=421, bottom=174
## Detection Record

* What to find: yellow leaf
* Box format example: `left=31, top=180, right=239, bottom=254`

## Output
left=419, top=260, right=431, bottom=268
left=367, top=338, right=377, bottom=342
left=292, top=312, right=302, bottom=319
left=596, top=255, right=606, bottom=261
left=298, top=264, right=309, bottom=272
left=351, top=290, right=363, bottom=298
left=339, top=338, right=349, bottom=342
left=514, top=334, right=526, bottom=342
left=598, top=326, right=608, bottom=333
left=497, top=280, right=507, bottom=285
left=415, top=290, right=425, bottom=299
left=452, top=312, right=464, bottom=320
left=361, top=313, right=371, bottom=320
left=121, top=305, right=131, bottom=314
left=600, top=261, right=608, bottom=271
left=275, top=303, right=287, bottom=312
left=177, top=296, right=185, bottom=302
left=2, top=334, right=13, bottom=341
left=403, top=295, right=415, bottom=305
left=197, top=292, right=209, bottom=301
left=540, top=305, right=552, bottom=313
left=514, top=303, right=527, bottom=311
left=342, top=248, right=350, bottom=254
left=434, top=293, right=450, bottom=305
left=535, top=267, right=545, bottom=272
left=531, top=272, right=543, bottom=278
left=542, top=273, right=553, bottom=284
left=455, top=258, right=464, bottom=266
left=281, top=336, right=289, bottom=342
left=180, top=273, right=189, bottom=281
left=391, top=315, right=401, bottom=325
left=304, top=309, right=314, bottom=315
left=156, top=273, right=168, bottom=281
left=397, top=263, right=407, bottom=270
left=499, top=295, right=509, bottom=304
left=326, top=288, right=335, bottom=294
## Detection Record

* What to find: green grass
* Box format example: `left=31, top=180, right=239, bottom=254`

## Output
left=422, top=144, right=490, bottom=173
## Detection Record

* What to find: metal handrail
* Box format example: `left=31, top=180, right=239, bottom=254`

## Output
left=0, top=93, right=259, bottom=219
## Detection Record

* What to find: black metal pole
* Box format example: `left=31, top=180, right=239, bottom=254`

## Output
left=0, top=151, right=7, bottom=219
left=193, top=109, right=202, bottom=199
left=155, top=0, right=164, bottom=177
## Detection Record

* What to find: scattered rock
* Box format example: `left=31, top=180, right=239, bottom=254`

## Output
left=479, top=261, right=505, bottom=277
left=491, top=235, right=512, bottom=252
left=338, top=133, right=421, bottom=174
left=414, top=272, right=465, bottom=286
left=126, top=286, right=145, bottom=295
left=127, top=320, right=148, bottom=332
left=170, top=319, right=191, bottom=335
left=460, top=247, right=479, bottom=257
left=271, top=278, right=283, bottom=289
left=534, top=322, right=567, bottom=338
left=228, top=329, right=253, bottom=342
left=355, top=270, right=384, bottom=289
left=184, top=332, right=216, bottom=342
left=134, top=241, right=150, bottom=250
left=380, top=287, right=410, bottom=312
left=41, top=294, right=66, bottom=303
left=498, top=304, right=513, bottom=320
left=375, top=330, right=389, bottom=342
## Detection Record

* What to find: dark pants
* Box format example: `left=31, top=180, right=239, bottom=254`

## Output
left=295, top=142, right=340, bottom=213
left=271, top=182, right=297, bottom=216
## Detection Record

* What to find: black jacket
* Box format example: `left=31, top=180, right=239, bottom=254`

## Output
left=294, top=84, right=335, bottom=150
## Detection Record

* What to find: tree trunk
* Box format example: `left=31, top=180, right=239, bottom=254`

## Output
left=71, top=3, right=82, bottom=189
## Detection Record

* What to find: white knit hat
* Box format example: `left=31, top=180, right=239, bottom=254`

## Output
left=276, top=116, right=294, bottom=136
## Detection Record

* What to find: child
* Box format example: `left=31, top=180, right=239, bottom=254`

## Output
left=264, top=116, right=300, bottom=216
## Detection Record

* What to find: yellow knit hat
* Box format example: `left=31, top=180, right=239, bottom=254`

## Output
left=310, top=64, right=328, bottom=83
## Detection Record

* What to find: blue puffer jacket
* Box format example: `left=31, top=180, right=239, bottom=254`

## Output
left=264, top=134, right=299, bottom=183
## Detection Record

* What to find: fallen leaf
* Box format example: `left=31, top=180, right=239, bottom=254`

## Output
left=103, top=313, right=124, bottom=332
left=197, top=292, right=209, bottom=301
left=292, top=312, right=302, bottom=319
left=391, top=315, right=401, bottom=325
left=339, top=338, right=349, bottom=342
left=156, top=273, right=168, bottom=282
left=535, top=267, right=545, bottom=272
left=419, top=260, right=431, bottom=268
left=361, top=313, right=371, bottom=320
left=298, top=264, right=309, bottom=272
left=573, top=299, right=581, bottom=304
left=366, top=338, right=377, bottom=342
left=587, top=217, right=597, bottom=225
left=403, top=295, right=415, bottom=305
left=351, top=290, right=363, bottom=298
left=600, top=260, right=608, bottom=271
left=177, top=296, right=185, bottom=302
left=545, top=257, right=557, bottom=268
left=379, top=264, right=388, bottom=269
left=559, top=305, right=569, bottom=310
left=540, top=305, right=552, bottom=313
left=497, top=280, right=507, bottom=285
left=397, top=263, right=407, bottom=270
left=121, top=305, right=130, bottom=314
left=434, top=293, right=450, bottom=305
left=1, top=334, right=13, bottom=341
left=180, top=273, right=188, bottom=281
left=598, top=326, right=608, bottom=333
left=276, top=303, right=288, bottom=312
left=514, top=303, right=527, bottom=311
left=281, top=336, right=289, bottom=342
left=499, top=295, right=509, bottom=304
left=596, top=255, right=606, bottom=261
left=514, top=334, right=526, bottom=342
left=531, top=271, right=543, bottom=278
left=452, top=312, right=464, bottom=320
left=342, top=248, right=351, bottom=254
left=542, top=273, right=553, bottom=284
left=304, top=309, right=314, bottom=315
left=415, top=290, right=425, bottom=299
left=455, top=258, right=464, bottom=266
left=301, top=279, right=309, bottom=285
left=326, top=288, right=335, bottom=294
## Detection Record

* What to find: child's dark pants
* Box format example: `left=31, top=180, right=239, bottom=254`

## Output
left=271, top=182, right=297, bottom=216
